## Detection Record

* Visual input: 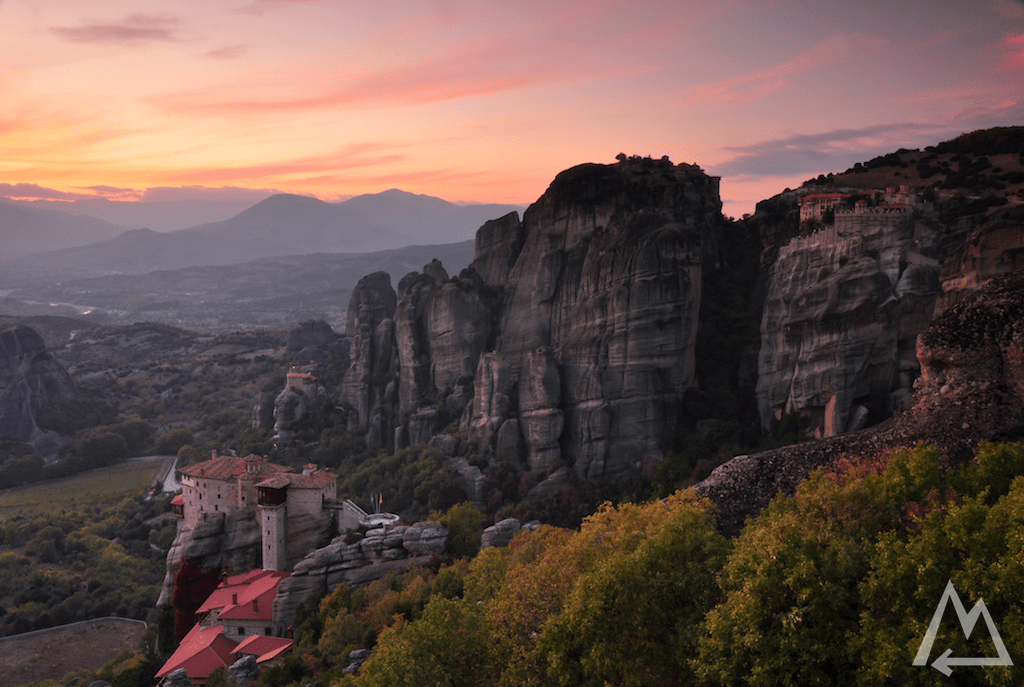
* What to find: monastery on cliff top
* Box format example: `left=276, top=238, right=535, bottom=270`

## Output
left=172, top=451, right=344, bottom=571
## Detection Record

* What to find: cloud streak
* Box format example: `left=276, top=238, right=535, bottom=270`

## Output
left=50, top=14, right=181, bottom=46
left=151, top=1, right=674, bottom=116
left=155, top=144, right=407, bottom=184
left=712, top=123, right=953, bottom=179
left=205, top=45, right=247, bottom=60
left=674, top=34, right=883, bottom=106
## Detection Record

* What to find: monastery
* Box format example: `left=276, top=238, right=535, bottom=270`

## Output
left=173, top=451, right=344, bottom=571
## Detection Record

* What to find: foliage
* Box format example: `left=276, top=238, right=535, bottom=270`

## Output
left=0, top=492, right=173, bottom=638
left=429, top=502, right=485, bottom=559
left=155, top=427, right=194, bottom=456
left=541, top=494, right=730, bottom=687
left=340, top=445, right=465, bottom=522
left=355, top=597, right=492, bottom=687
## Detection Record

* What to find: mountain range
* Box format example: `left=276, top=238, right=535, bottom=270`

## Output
left=0, top=189, right=523, bottom=278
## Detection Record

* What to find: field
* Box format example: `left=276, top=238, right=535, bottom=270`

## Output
left=0, top=617, right=147, bottom=687
left=0, top=457, right=167, bottom=518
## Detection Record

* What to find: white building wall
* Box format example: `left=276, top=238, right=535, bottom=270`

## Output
left=260, top=504, right=288, bottom=571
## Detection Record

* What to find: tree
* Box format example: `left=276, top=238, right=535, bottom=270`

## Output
left=430, top=502, right=485, bottom=559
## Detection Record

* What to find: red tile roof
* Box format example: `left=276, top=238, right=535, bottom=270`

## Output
left=171, top=494, right=184, bottom=506
left=197, top=570, right=289, bottom=620
left=233, top=635, right=294, bottom=663
left=256, top=471, right=336, bottom=490
left=179, top=453, right=290, bottom=481
left=156, top=624, right=238, bottom=681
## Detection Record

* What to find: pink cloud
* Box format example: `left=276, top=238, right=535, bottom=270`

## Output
left=151, top=0, right=684, bottom=116
left=1002, top=35, right=1024, bottom=69
left=674, top=34, right=883, bottom=106
left=205, top=45, right=247, bottom=60
left=50, top=14, right=181, bottom=46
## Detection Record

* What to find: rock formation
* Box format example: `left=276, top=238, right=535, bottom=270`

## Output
left=756, top=199, right=942, bottom=438
left=272, top=521, right=448, bottom=632
left=157, top=510, right=262, bottom=607
left=340, top=272, right=398, bottom=453
left=467, top=159, right=719, bottom=482
left=698, top=270, right=1024, bottom=535
left=332, top=157, right=724, bottom=485
left=0, top=325, right=78, bottom=456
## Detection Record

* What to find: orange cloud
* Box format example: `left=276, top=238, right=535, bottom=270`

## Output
left=155, top=144, right=407, bottom=184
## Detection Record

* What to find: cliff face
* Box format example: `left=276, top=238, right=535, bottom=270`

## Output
left=698, top=270, right=1024, bottom=535
left=0, top=325, right=78, bottom=456
left=339, top=157, right=724, bottom=484
left=756, top=204, right=943, bottom=437
left=755, top=194, right=1024, bottom=441
left=472, top=160, right=716, bottom=482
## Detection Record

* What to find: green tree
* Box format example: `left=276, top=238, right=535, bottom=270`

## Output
left=542, top=492, right=729, bottom=687
left=155, top=427, right=194, bottom=455
left=356, top=596, right=492, bottom=687
left=695, top=444, right=947, bottom=686
left=430, top=502, right=485, bottom=559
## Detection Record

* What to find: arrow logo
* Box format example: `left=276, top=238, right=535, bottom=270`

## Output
left=913, top=580, right=1013, bottom=676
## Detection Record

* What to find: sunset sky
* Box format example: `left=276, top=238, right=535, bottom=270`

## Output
left=2, top=0, right=1022, bottom=219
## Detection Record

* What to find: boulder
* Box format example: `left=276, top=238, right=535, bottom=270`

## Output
left=481, top=518, right=521, bottom=548
left=287, top=319, right=338, bottom=352
left=228, top=654, right=258, bottom=684
left=402, top=521, right=448, bottom=555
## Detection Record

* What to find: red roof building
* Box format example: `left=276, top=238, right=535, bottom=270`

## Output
left=157, top=570, right=292, bottom=684
left=196, top=569, right=290, bottom=638
left=799, top=192, right=851, bottom=221
left=175, top=451, right=336, bottom=571
left=233, top=635, right=294, bottom=665
left=156, top=624, right=238, bottom=685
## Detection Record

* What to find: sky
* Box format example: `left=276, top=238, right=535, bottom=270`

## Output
left=2, top=0, right=1023, bottom=220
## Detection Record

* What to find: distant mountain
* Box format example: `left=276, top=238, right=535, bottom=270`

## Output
left=191, top=189, right=522, bottom=253
left=1, top=190, right=522, bottom=280
left=5, top=197, right=260, bottom=233
left=0, top=199, right=126, bottom=259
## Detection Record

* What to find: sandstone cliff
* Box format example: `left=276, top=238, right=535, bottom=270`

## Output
left=337, top=157, right=726, bottom=485
left=0, top=325, right=78, bottom=456
left=698, top=270, right=1024, bottom=535
left=756, top=205, right=941, bottom=437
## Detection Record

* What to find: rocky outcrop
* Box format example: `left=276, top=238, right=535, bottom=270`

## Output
left=481, top=518, right=520, bottom=548
left=470, top=212, right=525, bottom=287
left=0, top=325, right=78, bottom=456
left=463, top=158, right=722, bottom=482
left=272, top=522, right=448, bottom=633
left=330, top=157, right=723, bottom=486
left=340, top=273, right=398, bottom=452
left=935, top=207, right=1024, bottom=313
left=698, top=270, right=1024, bottom=535
left=756, top=203, right=942, bottom=437
left=157, top=510, right=262, bottom=607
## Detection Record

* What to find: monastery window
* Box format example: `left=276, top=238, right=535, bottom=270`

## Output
left=215, top=505, right=218, bottom=511
left=238, top=627, right=245, bottom=636
left=265, top=627, right=272, bottom=635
